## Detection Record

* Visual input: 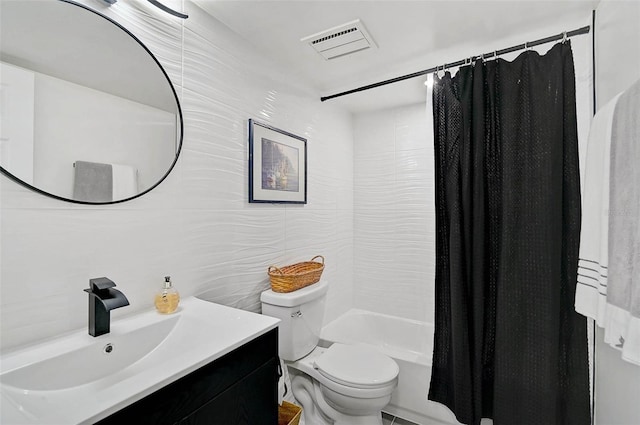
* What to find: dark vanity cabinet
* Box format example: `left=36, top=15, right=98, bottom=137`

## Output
left=97, top=328, right=278, bottom=425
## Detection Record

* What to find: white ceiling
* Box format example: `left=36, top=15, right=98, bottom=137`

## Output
left=193, top=0, right=600, bottom=113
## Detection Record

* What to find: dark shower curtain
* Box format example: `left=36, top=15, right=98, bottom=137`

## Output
left=428, top=41, right=590, bottom=425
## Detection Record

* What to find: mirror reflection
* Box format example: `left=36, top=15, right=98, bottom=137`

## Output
left=0, top=0, right=182, bottom=203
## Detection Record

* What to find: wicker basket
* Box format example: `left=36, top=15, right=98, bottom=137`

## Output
left=278, top=401, right=302, bottom=425
left=268, top=255, right=324, bottom=293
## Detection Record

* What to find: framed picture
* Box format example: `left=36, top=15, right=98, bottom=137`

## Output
left=249, top=119, right=307, bottom=204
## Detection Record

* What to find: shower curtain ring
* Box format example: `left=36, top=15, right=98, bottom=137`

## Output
left=494, top=50, right=498, bottom=60
left=562, top=31, right=568, bottom=43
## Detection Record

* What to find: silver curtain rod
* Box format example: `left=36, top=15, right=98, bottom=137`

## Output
left=320, top=25, right=591, bottom=102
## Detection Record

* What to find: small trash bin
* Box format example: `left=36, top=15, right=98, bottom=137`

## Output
left=278, top=401, right=302, bottom=425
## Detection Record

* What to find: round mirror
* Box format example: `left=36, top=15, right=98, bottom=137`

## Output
left=0, top=0, right=183, bottom=204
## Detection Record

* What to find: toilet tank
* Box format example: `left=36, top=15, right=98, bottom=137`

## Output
left=260, top=280, right=328, bottom=361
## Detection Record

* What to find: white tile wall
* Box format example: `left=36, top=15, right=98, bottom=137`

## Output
left=0, top=0, right=354, bottom=352
left=353, top=103, right=436, bottom=323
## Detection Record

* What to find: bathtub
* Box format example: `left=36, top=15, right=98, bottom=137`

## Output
left=319, top=309, right=458, bottom=425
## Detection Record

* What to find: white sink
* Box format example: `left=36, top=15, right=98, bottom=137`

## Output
left=0, top=297, right=279, bottom=424
left=2, top=315, right=179, bottom=391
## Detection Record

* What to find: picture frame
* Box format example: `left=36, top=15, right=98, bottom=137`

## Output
left=248, top=119, right=307, bottom=204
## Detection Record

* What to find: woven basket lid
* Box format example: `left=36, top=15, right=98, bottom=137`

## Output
left=261, top=279, right=328, bottom=307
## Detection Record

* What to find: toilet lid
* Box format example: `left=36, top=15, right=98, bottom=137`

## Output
left=313, top=344, right=399, bottom=389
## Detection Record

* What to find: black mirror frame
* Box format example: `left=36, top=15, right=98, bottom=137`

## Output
left=0, top=0, right=184, bottom=205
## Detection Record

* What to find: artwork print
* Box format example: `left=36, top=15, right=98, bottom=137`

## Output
left=248, top=119, right=307, bottom=204
left=261, top=138, right=299, bottom=192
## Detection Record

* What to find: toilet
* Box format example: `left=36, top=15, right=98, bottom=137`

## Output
left=261, top=280, right=399, bottom=425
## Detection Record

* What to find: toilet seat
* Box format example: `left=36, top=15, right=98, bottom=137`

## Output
left=289, top=346, right=398, bottom=400
left=314, top=343, right=399, bottom=389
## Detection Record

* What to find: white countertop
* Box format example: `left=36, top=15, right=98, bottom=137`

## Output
left=0, top=297, right=279, bottom=424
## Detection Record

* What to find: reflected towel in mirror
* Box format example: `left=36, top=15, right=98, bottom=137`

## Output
left=112, top=163, right=138, bottom=200
left=73, top=161, right=138, bottom=202
left=73, top=160, right=113, bottom=202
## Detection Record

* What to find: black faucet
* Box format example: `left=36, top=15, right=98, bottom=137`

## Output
left=84, top=277, right=130, bottom=337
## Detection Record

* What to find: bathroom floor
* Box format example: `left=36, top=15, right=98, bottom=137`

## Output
left=296, top=411, right=420, bottom=425
left=382, top=412, right=421, bottom=425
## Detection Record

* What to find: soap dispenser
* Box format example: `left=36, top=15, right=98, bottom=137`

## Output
left=155, top=276, right=180, bottom=314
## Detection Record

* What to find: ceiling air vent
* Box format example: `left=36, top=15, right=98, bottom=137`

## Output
left=301, top=19, right=377, bottom=60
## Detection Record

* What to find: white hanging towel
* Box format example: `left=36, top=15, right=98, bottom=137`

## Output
left=111, top=163, right=138, bottom=200
left=604, top=78, right=640, bottom=366
left=574, top=92, right=622, bottom=325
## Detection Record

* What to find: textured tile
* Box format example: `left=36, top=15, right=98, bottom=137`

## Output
left=354, top=110, right=396, bottom=157
left=353, top=103, right=436, bottom=322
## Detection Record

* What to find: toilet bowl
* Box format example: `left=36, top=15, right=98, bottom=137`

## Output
left=260, top=280, right=399, bottom=425
left=288, top=345, right=398, bottom=424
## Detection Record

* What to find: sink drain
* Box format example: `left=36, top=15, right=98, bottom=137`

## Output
left=103, top=343, right=114, bottom=354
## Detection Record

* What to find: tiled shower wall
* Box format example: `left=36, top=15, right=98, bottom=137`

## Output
left=0, top=0, right=354, bottom=352
left=353, top=103, right=436, bottom=323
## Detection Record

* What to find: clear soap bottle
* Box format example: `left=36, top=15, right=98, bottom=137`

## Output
left=155, top=275, right=180, bottom=314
